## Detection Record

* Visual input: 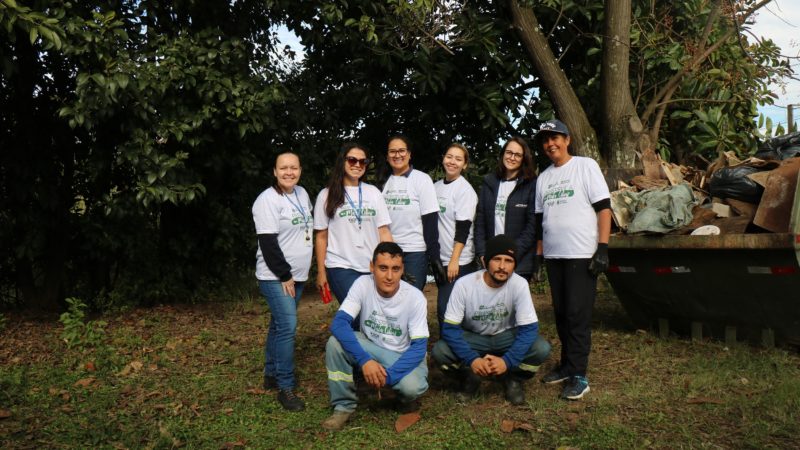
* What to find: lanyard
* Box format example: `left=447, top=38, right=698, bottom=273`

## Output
left=344, top=182, right=363, bottom=229
left=283, top=189, right=311, bottom=239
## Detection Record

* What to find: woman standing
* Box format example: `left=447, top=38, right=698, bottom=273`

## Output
left=252, top=152, right=313, bottom=412
left=314, top=143, right=392, bottom=304
left=433, top=143, right=478, bottom=328
left=474, top=137, right=538, bottom=279
left=380, top=135, right=444, bottom=291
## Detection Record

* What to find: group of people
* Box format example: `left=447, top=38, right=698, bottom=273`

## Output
left=251, top=119, right=612, bottom=431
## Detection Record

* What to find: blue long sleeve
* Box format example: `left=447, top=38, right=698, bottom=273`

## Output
left=330, top=310, right=372, bottom=367
left=385, top=338, right=427, bottom=386
left=441, top=322, right=481, bottom=366
left=502, top=322, right=538, bottom=369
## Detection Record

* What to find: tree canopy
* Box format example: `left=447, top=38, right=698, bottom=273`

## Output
left=0, top=0, right=792, bottom=309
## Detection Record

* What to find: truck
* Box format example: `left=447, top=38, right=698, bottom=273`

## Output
left=606, top=171, right=800, bottom=347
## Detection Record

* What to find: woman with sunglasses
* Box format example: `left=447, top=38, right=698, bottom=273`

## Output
left=380, top=135, right=444, bottom=291
left=314, top=143, right=393, bottom=305
left=433, top=143, right=478, bottom=329
left=252, top=151, right=313, bottom=412
left=474, top=136, right=538, bottom=280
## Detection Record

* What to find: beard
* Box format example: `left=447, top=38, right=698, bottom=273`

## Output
left=488, top=269, right=510, bottom=286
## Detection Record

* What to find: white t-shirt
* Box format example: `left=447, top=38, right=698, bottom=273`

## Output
left=252, top=186, right=314, bottom=281
left=444, top=270, right=538, bottom=336
left=340, top=275, right=430, bottom=352
left=493, top=180, right=516, bottom=235
left=434, top=176, right=478, bottom=265
left=314, top=183, right=392, bottom=273
left=382, top=169, right=440, bottom=252
left=535, top=156, right=610, bottom=258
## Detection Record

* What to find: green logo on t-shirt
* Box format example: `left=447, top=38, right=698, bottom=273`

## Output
left=338, top=208, right=377, bottom=218
left=385, top=197, right=411, bottom=206
left=364, top=318, right=402, bottom=337
left=543, top=188, right=574, bottom=202
left=470, top=304, right=509, bottom=323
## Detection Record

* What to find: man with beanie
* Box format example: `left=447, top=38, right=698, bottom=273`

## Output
left=432, top=234, right=551, bottom=405
left=533, top=119, right=611, bottom=400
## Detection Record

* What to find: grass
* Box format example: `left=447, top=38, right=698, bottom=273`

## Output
left=1, top=280, right=799, bottom=449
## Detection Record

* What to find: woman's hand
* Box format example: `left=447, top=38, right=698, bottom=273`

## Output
left=447, top=256, right=460, bottom=283
left=281, top=278, right=296, bottom=298
left=316, top=270, right=328, bottom=294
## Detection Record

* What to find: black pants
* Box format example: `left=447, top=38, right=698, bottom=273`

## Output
left=546, top=258, right=597, bottom=377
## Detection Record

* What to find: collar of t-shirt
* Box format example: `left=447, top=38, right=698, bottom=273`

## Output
left=398, top=165, right=414, bottom=177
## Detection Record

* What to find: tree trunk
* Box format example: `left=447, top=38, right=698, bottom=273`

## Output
left=601, top=0, right=647, bottom=173
left=507, top=0, right=602, bottom=165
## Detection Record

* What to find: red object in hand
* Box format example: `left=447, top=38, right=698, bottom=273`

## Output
left=321, top=284, right=332, bottom=304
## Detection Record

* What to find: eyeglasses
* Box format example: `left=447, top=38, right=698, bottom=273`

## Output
left=388, top=148, right=408, bottom=157
left=504, top=150, right=524, bottom=160
left=345, top=156, right=370, bottom=167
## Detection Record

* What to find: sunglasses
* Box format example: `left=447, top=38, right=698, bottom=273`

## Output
left=345, top=156, right=370, bottom=167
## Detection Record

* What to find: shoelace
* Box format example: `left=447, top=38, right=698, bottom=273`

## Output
left=281, top=390, right=299, bottom=400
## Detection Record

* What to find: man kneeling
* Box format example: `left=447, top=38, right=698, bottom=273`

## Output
left=322, top=242, right=429, bottom=431
left=432, top=234, right=551, bottom=405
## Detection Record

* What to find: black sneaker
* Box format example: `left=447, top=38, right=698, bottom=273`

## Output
left=277, top=389, right=305, bottom=411
left=541, top=367, right=569, bottom=384
left=504, top=378, right=525, bottom=405
left=455, top=372, right=481, bottom=401
left=263, top=375, right=277, bottom=390
left=561, top=375, right=590, bottom=400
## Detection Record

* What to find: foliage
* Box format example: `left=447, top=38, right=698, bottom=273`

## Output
left=1, top=1, right=289, bottom=309
left=59, top=298, right=107, bottom=350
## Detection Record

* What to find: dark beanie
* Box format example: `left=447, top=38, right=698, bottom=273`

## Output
left=485, top=234, right=517, bottom=263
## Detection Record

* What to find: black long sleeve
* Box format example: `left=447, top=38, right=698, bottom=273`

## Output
left=422, top=212, right=441, bottom=262
left=454, top=219, right=472, bottom=244
left=257, top=234, right=292, bottom=282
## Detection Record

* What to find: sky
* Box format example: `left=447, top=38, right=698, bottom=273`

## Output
left=750, top=0, right=800, bottom=130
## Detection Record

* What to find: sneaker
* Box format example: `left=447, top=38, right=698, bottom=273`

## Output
left=322, top=410, right=353, bottom=431
left=561, top=375, right=590, bottom=400
left=542, top=367, right=569, bottom=384
left=504, top=378, right=525, bottom=406
left=396, top=399, right=421, bottom=414
left=277, top=389, right=305, bottom=411
left=263, top=375, right=277, bottom=390
left=455, top=372, right=481, bottom=402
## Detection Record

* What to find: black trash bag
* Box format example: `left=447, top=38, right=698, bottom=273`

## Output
left=708, top=166, right=765, bottom=204
left=756, top=131, right=800, bottom=160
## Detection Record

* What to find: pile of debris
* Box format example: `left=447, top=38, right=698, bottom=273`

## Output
left=610, top=133, right=800, bottom=235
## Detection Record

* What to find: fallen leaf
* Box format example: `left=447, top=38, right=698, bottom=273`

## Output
left=394, top=412, right=420, bottom=432
left=0, top=409, right=11, bottom=419
left=222, top=408, right=234, bottom=415
left=686, top=397, right=724, bottom=405
left=74, top=377, right=95, bottom=388
left=501, top=419, right=535, bottom=433
left=246, top=388, right=267, bottom=395
left=221, top=438, right=247, bottom=449
left=130, top=360, right=144, bottom=371
left=84, top=361, right=96, bottom=372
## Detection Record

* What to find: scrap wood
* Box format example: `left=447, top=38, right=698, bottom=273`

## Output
left=660, top=160, right=684, bottom=186
left=753, top=157, right=800, bottom=233
left=711, top=202, right=731, bottom=218
left=641, top=147, right=662, bottom=179
left=725, top=199, right=757, bottom=219
left=610, top=186, right=638, bottom=230
left=711, top=216, right=751, bottom=234
left=746, top=170, right=771, bottom=188
left=631, top=175, right=668, bottom=191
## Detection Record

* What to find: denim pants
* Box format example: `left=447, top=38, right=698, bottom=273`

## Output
left=431, top=328, right=551, bottom=379
left=259, top=280, right=305, bottom=390
left=326, top=268, right=368, bottom=304
left=435, top=262, right=477, bottom=331
left=325, top=333, right=429, bottom=413
left=402, top=251, right=428, bottom=291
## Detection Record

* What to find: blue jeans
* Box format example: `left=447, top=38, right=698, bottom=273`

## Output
left=325, top=333, right=429, bottom=412
left=431, top=328, right=551, bottom=379
left=403, top=251, right=428, bottom=291
left=436, top=262, right=477, bottom=331
left=259, top=280, right=305, bottom=390
left=327, top=268, right=368, bottom=331
left=327, top=268, right=368, bottom=304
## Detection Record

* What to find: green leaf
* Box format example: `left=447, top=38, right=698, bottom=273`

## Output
left=29, top=26, right=38, bottom=44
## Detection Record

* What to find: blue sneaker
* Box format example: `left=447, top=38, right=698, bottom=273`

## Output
left=561, top=375, right=590, bottom=400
